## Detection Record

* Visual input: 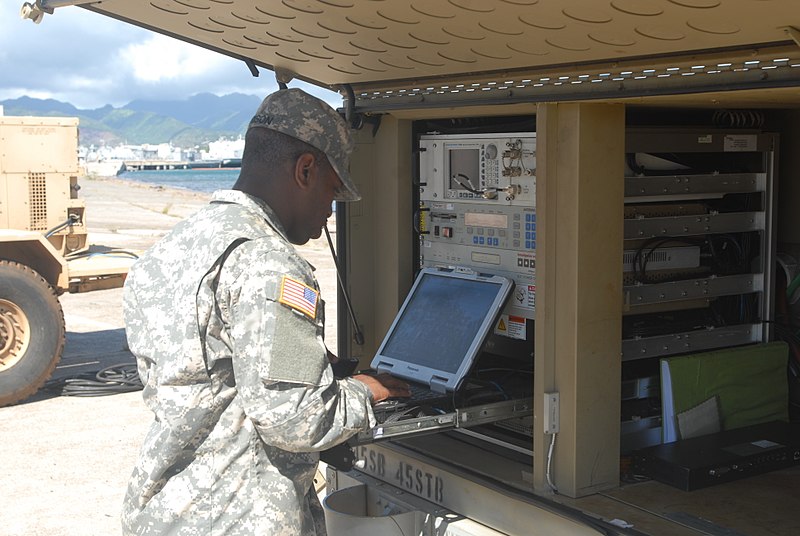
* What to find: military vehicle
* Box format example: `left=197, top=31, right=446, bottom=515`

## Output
left=0, top=115, right=131, bottom=406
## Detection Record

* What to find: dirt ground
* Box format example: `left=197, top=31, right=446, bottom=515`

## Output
left=0, top=176, right=338, bottom=535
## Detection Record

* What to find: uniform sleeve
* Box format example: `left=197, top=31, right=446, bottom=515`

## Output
left=221, top=243, right=375, bottom=452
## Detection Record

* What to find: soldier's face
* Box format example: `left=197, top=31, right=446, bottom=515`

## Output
left=299, top=157, right=341, bottom=243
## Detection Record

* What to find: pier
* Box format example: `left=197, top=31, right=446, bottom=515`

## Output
left=121, top=158, right=241, bottom=172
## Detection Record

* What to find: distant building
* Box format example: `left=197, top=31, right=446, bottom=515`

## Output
left=205, top=137, right=245, bottom=161
left=78, top=136, right=243, bottom=167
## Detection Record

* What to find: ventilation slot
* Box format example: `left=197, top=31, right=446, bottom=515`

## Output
left=28, top=173, right=47, bottom=231
left=623, top=250, right=670, bottom=266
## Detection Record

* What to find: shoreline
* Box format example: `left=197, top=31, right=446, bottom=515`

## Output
left=91, top=175, right=212, bottom=193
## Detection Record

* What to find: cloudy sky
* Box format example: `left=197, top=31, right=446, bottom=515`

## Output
left=1, top=3, right=338, bottom=110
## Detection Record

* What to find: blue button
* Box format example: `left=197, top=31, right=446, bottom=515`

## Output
left=525, top=241, right=531, bottom=249
left=531, top=232, right=536, bottom=240
left=479, top=237, right=485, bottom=244
left=531, top=214, right=536, bottom=221
left=473, top=236, right=479, bottom=244
left=531, top=223, right=536, bottom=230
left=531, top=241, right=536, bottom=249
left=525, top=223, right=531, bottom=231
left=493, top=238, right=499, bottom=246
left=525, top=213, right=532, bottom=222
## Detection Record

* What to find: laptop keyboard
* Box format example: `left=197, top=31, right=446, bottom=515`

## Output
left=408, top=383, right=445, bottom=402
left=372, top=382, right=449, bottom=414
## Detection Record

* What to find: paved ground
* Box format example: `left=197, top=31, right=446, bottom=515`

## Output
left=0, top=176, right=338, bottom=535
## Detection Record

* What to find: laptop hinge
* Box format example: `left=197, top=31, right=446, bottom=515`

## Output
left=430, top=376, right=449, bottom=394
left=374, top=361, right=393, bottom=375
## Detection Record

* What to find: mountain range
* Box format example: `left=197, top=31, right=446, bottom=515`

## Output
left=0, top=93, right=263, bottom=148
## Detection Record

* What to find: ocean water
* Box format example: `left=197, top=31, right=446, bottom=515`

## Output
left=118, top=168, right=239, bottom=193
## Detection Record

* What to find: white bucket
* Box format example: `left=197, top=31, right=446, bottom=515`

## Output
left=323, top=484, right=417, bottom=536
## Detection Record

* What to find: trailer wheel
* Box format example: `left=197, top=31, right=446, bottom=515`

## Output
left=0, top=261, right=65, bottom=406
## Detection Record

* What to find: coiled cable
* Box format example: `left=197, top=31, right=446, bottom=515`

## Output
left=43, top=363, right=143, bottom=397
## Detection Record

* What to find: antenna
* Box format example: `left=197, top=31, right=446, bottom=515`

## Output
left=324, top=225, right=364, bottom=345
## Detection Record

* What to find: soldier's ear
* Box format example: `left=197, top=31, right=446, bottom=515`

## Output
left=294, top=152, right=315, bottom=190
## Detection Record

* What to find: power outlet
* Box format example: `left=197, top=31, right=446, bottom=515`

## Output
left=543, top=392, right=559, bottom=434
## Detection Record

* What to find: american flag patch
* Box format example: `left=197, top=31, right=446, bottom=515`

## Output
left=278, top=276, right=319, bottom=319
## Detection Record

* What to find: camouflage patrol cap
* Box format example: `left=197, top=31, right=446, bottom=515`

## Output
left=248, top=88, right=360, bottom=202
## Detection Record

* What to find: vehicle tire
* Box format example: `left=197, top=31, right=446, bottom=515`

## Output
left=0, top=260, right=65, bottom=406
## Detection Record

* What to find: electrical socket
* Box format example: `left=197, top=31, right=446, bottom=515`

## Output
left=543, top=392, right=559, bottom=434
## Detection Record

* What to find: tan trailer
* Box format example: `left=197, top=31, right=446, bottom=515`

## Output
left=0, top=115, right=132, bottom=406
left=22, top=1, right=800, bottom=534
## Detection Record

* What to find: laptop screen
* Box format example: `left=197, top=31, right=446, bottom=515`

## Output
left=371, top=268, right=513, bottom=392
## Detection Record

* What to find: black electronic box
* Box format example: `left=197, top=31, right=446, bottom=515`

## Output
left=634, top=421, right=800, bottom=491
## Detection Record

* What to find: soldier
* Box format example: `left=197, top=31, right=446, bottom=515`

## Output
left=121, top=88, right=409, bottom=535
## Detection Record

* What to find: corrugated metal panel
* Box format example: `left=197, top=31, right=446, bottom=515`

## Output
left=77, top=0, right=800, bottom=107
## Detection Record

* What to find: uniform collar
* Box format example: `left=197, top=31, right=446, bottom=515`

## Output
left=210, top=189, right=290, bottom=243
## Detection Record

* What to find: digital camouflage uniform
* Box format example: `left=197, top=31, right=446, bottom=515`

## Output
left=121, top=189, right=375, bottom=535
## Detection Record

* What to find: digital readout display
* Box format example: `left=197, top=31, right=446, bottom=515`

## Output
left=464, top=212, right=508, bottom=229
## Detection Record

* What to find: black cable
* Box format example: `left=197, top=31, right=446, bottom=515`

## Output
left=43, top=363, right=143, bottom=397
left=44, top=214, right=79, bottom=238
left=631, top=236, right=702, bottom=284
left=626, top=153, right=645, bottom=176
left=65, top=249, right=139, bottom=260
left=323, top=225, right=364, bottom=345
left=382, top=406, right=426, bottom=423
left=631, top=233, right=749, bottom=284
left=706, top=234, right=745, bottom=275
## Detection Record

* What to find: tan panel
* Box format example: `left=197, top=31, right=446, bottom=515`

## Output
left=2, top=173, right=34, bottom=231
left=0, top=171, right=87, bottom=255
left=346, top=129, right=378, bottom=365
left=0, top=173, right=6, bottom=229
left=87, top=0, right=800, bottom=89
left=534, top=102, right=625, bottom=498
left=44, top=175, right=87, bottom=255
left=0, top=116, right=86, bottom=254
left=345, top=117, right=414, bottom=365
left=0, top=117, right=79, bottom=174
left=0, top=230, right=69, bottom=289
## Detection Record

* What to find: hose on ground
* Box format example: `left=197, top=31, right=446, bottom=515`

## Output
left=43, top=363, right=143, bottom=397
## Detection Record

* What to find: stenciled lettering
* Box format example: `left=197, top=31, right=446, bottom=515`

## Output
left=357, top=447, right=385, bottom=477
left=394, top=461, right=444, bottom=502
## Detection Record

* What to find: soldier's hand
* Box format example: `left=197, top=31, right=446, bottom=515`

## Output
left=353, top=373, right=411, bottom=403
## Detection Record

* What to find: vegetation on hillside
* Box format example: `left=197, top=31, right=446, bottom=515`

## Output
left=0, top=93, right=260, bottom=147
